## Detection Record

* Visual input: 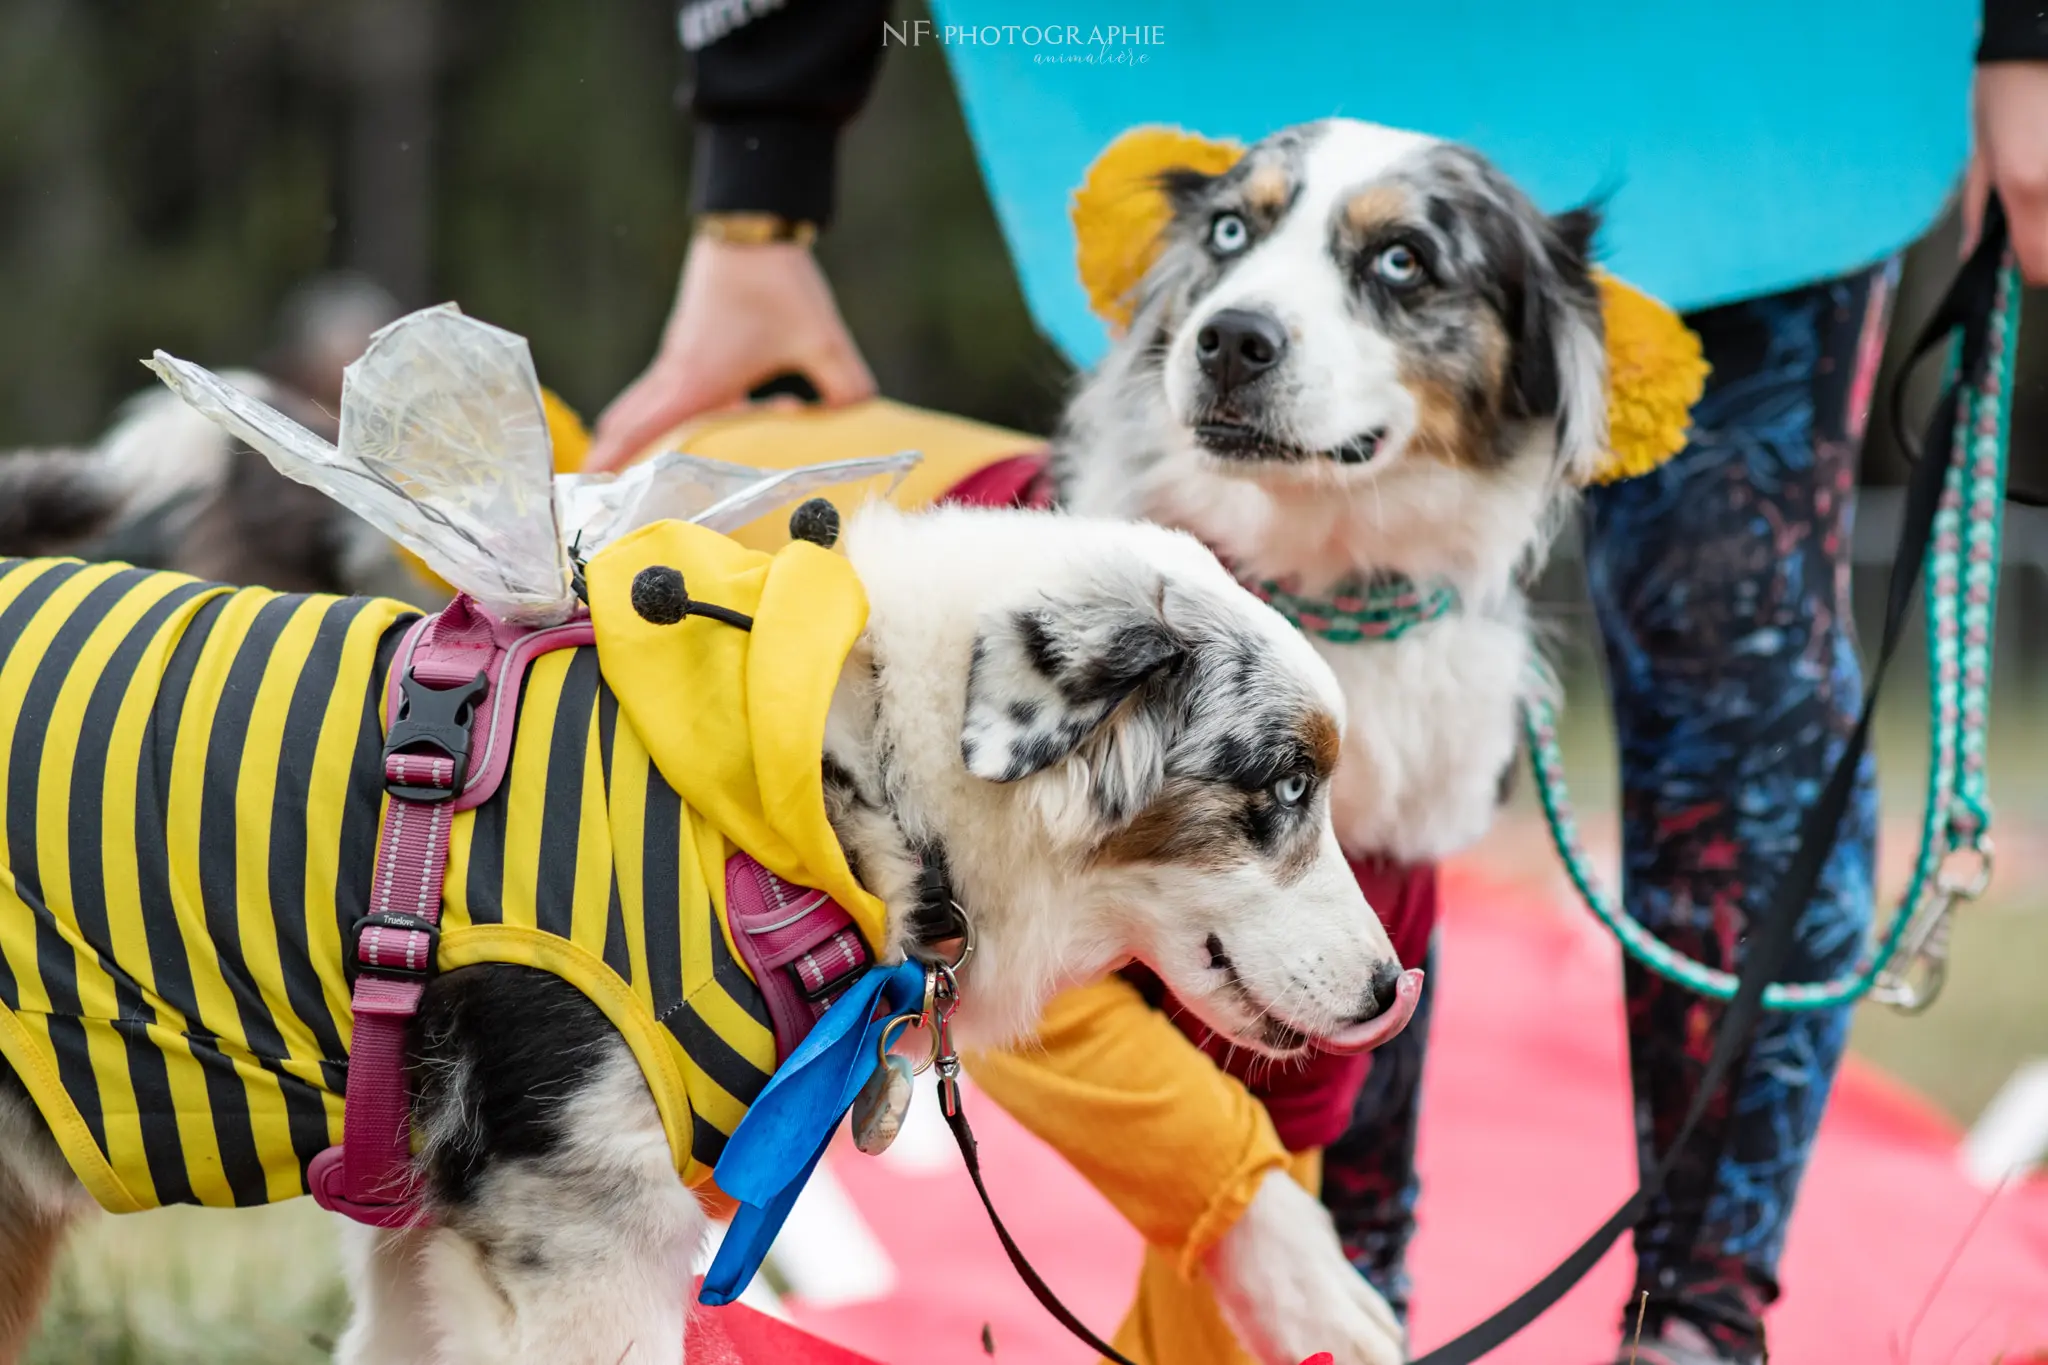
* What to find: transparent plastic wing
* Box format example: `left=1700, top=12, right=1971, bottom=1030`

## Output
left=556, top=449, right=921, bottom=555
left=148, top=302, right=574, bottom=622
left=147, top=303, right=927, bottom=623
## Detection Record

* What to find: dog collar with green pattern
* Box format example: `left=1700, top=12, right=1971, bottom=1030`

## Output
left=1238, top=572, right=1461, bottom=643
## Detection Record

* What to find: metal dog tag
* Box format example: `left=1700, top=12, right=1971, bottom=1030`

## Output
left=850, top=1053, right=916, bottom=1155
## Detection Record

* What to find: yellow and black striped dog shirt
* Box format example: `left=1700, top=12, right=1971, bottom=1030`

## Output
left=0, top=521, right=880, bottom=1212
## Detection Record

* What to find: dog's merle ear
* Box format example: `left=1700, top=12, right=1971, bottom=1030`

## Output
left=1506, top=203, right=1608, bottom=480
left=1157, top=164, right=1226, bottom=215
left=961, top=574, right=1186, bottom=807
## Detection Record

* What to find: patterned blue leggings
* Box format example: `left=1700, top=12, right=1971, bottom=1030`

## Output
left=1322, top=262, right=1895, bottom=1358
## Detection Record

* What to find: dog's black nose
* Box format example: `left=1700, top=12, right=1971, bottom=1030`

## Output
left=1351, top=959, right=1406, bottom=1023
left=1195, top=309, right=1288, bottom=394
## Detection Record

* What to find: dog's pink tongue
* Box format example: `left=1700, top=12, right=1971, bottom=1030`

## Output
left=1319, top=968, right=1425, bottom=1054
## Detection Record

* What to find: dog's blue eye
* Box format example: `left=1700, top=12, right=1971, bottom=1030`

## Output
left=1271, top=773, right=1310, bottom=807
left=1372, top=243, right=1424, bottom=287
left=1209, top=213, right=1250, bottom=255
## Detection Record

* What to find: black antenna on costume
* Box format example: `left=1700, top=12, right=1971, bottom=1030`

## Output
left=629, top=566, right=754, bottom=631
left=787, top=497, right=841, bottom=549
left=627, top=499, right=845, bottom=633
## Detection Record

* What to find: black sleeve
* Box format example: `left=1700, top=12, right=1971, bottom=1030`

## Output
left=680, top=0, right=893, bottom=227
left=1980, top=0, right=2048, bottom=61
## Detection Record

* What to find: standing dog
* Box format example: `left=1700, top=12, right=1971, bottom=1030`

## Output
left=1033, top=116, right=1610, bottom=1363
left=1060, top=116, right=1605, bottom=871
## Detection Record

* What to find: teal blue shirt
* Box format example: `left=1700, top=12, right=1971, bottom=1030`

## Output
left=927, top=2, right=1977, bottom=367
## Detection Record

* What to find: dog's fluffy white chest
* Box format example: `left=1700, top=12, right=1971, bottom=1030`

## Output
left=1314, top=608, right=1529, bottom=865
left=1061, top=447, right=1539, bottom=866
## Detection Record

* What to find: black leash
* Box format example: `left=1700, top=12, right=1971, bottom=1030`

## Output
left=1412, top=197, right=2015, bottom=1365
left=943, top=1085, right=1143, bottom=1365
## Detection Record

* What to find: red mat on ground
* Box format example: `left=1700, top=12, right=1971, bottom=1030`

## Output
left=722, top=867, right=2048, bottom=1363
left=686, top=1291, right=886, bottom=1363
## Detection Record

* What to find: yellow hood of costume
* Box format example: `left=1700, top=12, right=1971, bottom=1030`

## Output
left=583, top=519, right=886, bottom=950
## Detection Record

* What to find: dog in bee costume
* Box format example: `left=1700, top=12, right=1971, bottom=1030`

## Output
left=0, top=303, right=1418, bottom=1365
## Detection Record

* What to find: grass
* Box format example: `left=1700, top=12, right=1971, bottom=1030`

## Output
left=26, top=1202, right=347, bottom=1365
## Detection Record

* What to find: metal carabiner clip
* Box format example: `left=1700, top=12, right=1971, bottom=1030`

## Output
left=1935, top=833, right=1994, bottom=901
left=1872, top=942, right=1951, bottom=1015
left=1875, top=831, right=1990, bottom=1014
left=1871, top=888, right=1958, bottom=1014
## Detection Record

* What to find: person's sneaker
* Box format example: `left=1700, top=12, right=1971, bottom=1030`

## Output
left=1612, top=1317, right=1764, bottom=1365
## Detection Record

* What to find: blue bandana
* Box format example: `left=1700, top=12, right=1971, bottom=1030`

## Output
left=699, top=958, right=929, bottom=1305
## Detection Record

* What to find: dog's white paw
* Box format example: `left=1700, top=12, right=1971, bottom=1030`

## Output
left=1207, top=1168, right=1407, bottom=1365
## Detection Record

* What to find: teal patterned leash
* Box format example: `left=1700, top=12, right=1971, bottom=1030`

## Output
left=1523, top=260, right=2022, bottom=1013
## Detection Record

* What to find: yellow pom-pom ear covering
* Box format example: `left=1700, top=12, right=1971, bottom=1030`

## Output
left=1070, top=126, right=1708, bottom=483
left=1587, top=271, right=1709, bottom=484
left=1072, top=126, right=1245, bottom=334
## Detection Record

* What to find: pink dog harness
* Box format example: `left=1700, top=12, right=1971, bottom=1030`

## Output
left=308, top=592, right=873, bottom=1226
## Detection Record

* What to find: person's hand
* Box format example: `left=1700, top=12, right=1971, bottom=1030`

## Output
left=1963, top=62, right=2048, bottom=284
left=584, top=236, right=876, bottom=472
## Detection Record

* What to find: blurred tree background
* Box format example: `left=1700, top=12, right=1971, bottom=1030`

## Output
left=0, top=0, right=1070, bottom=448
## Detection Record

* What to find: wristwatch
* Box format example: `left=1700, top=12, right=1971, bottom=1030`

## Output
left=695, top=212, right=820, bottom=247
